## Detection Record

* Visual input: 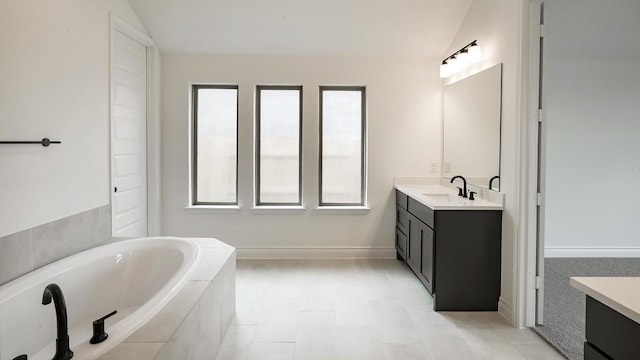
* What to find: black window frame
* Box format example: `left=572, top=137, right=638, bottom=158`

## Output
left=255, top=85, right=304, bottom=206
left=191, top=84, right=239, bottom=206
left=318, top=86, right=367, bottom=207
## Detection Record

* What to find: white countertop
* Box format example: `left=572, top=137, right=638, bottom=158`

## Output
left=394, top=184, right=503, bottom=210
left=570, top=277, right=640, bottom=325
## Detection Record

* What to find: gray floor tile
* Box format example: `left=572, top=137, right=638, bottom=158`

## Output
left=215, top=259, right=562, bottom=360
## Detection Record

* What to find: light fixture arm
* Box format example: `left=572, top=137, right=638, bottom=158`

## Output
left=440, top=40, right=481, bottom=79
left=443, top=40, right=478, bottom=64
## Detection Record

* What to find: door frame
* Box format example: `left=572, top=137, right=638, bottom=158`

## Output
left=519, top=0, right=544, bottom=327
left=110, top=14, right=161, bottom=236
left=532, top=0, right=546, bottom=326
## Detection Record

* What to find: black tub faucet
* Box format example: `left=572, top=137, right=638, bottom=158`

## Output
left=42, top=284, right=74, bottom=360
left=450, top=175, right=468, bottom=198
left=91, top=310, right=118, bottom=344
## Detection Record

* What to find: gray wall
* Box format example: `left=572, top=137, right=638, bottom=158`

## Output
left=544, top=0, right=640, bottom=256
left=0, top=205, right=111, bottom=286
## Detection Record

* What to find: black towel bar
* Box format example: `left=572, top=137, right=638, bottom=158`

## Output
left=0, top=138, right=61, bottom=147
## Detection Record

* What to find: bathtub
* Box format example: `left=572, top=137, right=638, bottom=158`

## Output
left=0, top=237, right=200, bottom=360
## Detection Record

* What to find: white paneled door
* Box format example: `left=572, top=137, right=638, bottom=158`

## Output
left=111, top=29, right=147, bottom=237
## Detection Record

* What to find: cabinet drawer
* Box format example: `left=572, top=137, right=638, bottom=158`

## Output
left=396, top=206, right=409, bottom=233
left=408, top=197, right=434, bottom=228
left=396, top=190, right=408, bottom=210
left=395, top=228, right=407, bottom=259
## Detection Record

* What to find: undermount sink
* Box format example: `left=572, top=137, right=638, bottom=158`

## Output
left=421, top=193, right=466, bottom=203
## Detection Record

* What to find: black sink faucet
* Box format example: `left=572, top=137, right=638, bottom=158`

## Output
left=42, top=284, right=74, bottom=360
left=450, top=175, right=468, bottom=198
left=489, top=176, right=500, bottom=191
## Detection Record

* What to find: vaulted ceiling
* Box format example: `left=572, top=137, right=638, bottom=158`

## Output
left=127, top=0, right=474, bottom=57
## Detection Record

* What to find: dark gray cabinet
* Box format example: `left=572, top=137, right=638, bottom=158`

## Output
left=583, top=295, right=640, bottom=360
left=407, top=214, right=422, bottom=275
left=395, top=192, right=409, bottom=261
left=418, top=222, right=434, bottom=294
left=395, top=227, right=407, bottom=260
left=395, top=189, right=502, bottom=311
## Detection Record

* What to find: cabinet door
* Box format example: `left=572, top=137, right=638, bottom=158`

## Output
left=396, top=206, right=409, bottom=234
left=584, top=343, right=610, bottom=360
left=395, top=227, right=407, bottom=260
left=419, top=223, right=434, bottom=294
left=407, top=216, right=422, bottom=274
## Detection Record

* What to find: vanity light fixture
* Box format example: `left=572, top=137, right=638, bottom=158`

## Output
left=440, top=40, right=482, bottom=78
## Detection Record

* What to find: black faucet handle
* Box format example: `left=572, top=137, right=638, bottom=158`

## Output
left=457, top=187, right=464, bottom=196
left=469, top=191, right=477, bottom=201
left=90, top=310, right=117, bottom=344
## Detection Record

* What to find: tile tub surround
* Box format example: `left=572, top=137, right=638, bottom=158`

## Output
left=0, top=204, right=111, bottom=286
left=100, top=238, right=236, bottom=360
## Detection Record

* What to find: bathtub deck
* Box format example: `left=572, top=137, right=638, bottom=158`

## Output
left=99, top=237, right=236, bottom=360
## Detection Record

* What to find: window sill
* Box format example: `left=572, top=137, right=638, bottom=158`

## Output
left=250, top=206, right=306, bottom=214
left=184, top=205, right=241, bottom=214
left=314, top=206, right=370, bottom=214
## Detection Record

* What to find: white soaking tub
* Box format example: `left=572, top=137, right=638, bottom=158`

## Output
left=0, top=237, right=200, bottom=360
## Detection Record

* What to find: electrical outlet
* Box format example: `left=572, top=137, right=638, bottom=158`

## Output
left=430, top=162, right=438, bottom=173
left=444, top=162, right=452, bottom=174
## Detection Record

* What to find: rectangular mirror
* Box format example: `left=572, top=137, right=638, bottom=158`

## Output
left=443, top=63, right=502, bottom=191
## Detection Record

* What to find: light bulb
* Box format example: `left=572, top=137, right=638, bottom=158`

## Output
left=440, top=61, right=451, bottom=78
left=457, top=50, right=470, bottom=69
left=469, top=43, right=482, bottom=63
left=448, top=56, right=459, bottom=73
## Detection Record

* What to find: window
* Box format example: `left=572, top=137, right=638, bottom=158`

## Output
left=192, top=85, right=238, bottom=205
left=255, top=85, right=303, bottom=206
left=319, top=86, right=366, bottom=206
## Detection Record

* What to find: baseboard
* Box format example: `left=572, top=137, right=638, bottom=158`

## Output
left=236, top=246, right=396, bottom=259
left=498, top=298, right=516, bottom=326
left=545, top=247, right=640, bottom=258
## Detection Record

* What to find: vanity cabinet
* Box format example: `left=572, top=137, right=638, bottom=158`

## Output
left=571, top=277, right=640, bottom=360
left=395, top=227, right=407, bottom=260
left=395, top=189, right=502, bottom=311
left=406, top=214, right=422, bottom=275
left=395, top=197, right=409, bottom=260
left=412, top=217, right=434, bottom=294
left=583, top=296, right=640, bottom=360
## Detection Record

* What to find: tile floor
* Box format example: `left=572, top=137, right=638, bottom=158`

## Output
left=215, top=259, right=564, bottom=360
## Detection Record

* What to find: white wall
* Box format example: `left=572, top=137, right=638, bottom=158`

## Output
left=161, top=54, right=442, bottom=253
left=444, top=0, right=524, bottom=324
left=0, top=0, right=147, bottom=237
left=544, top=0, right=640, bottom=257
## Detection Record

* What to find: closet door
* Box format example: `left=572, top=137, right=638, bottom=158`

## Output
left=111, top=29, right=148, bottom=237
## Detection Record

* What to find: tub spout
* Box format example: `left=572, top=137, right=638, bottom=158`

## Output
left=42, top=284, right=74, bottom=360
